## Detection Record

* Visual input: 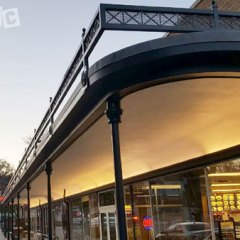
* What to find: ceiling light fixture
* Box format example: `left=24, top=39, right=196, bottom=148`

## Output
left=211, top=183, right=240, bottom=187
left=212, top=189, right=240, bottom=192
left=150, top=184, right=181, bottom=189
left=208, top=173, right=240, bottom=177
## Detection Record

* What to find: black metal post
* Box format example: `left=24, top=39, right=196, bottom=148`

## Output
left=66, top=201, right=70, bottom=240
left=7, top=203, right=10, bottom=240
left=212, top=0, right=219, bottom=29
left=130, top=185, right=137, bottom=240
left=27, top=183, right=31, bottom=240
left=17, top=194, right=20, bottom=240
left=4, top=207, right=7, bottom=237
left=0, top=206, right=2, bottom=231
left=38, top=200, right=44, bottom=239
left=105, top=96, right=128, bottom=240
left=45, top=161, right=53, bottom=240
left=11, top=198, right=14, bottom=240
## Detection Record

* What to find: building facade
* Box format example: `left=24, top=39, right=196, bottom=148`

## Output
left=2, top=1, right=240, bottom=240
left=194, top=0, right=240, bottom=11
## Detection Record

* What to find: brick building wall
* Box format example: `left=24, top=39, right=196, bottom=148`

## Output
left=193, top=0, right=240, bottom=11
left=167, top=0, right=240, bottom=37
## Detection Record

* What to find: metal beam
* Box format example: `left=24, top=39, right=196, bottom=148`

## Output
left=100, top=3, right=240, bottom=33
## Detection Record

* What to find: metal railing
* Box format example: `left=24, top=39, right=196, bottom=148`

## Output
left=3, top=2, right=240, bottom=201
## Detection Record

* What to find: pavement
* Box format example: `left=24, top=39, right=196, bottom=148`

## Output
left=0, top=230, right=6, bottom=240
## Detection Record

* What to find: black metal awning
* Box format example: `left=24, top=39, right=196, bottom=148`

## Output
left=4, top=2, right=240, bottom=202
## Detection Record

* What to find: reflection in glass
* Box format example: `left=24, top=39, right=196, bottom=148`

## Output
left=101, top=213, right=108, bottom=240
left=30, top=208, right=38, bottom=240
left=82, top=197, right=90, bottom=240
left=19, top=206, right=28, bottom=239
left=131, top=181, right=154, bottom=240
left=99, top=190, right=115, bottom=207
left=125, top=186, right=134, bottom=240
left=100, top=212, right=117, bottom=240
left=150, top=169, right=211, bottom=240
left=89, top=193, right=100, bottom=240
left=70, top=196, right=90, bottom=240
left=43, top=207, right=48, bottom=235
left=70, top=199, right=82, bottom=240
left=53, top=202, right=65, bottom=240
left=208, top=158, right=240, bottom=240
left=109, top=212, right=117, bottom=240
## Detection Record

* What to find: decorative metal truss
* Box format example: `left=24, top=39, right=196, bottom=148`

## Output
left=103, top=4, right=240, bottom=32
left=3, top=2, right=240, bottom=200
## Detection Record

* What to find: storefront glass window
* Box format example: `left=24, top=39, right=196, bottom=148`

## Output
left=125, top=185, right=134, bottom=240
left=37, top=208, right=41, bottom=234
left=53, top=202, right=65, bottom=240
left=19, top=206, right=28, bottom=239
left=70, top=198, right=82, bottom=239
left=150, top=169, right=210, bottom=240
left=30, top=208, right=37, bottom=240
left=11, top=204, right=17, bottom=239
left=82, top=196, right=90, bottom=240
left=207, top=158, right=240, bottom=240
left=89, top=193, right=100, bottom=240
left=70, top=196, right=90, bottom=240
left=99, top=190, right=115, bottom=207
left=131, top=181, right=154, bottom=240
left=43, top=206, right=48, bottom=236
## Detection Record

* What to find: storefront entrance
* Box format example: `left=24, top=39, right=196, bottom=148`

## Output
left=99, top=205, right=117, bottom=240
left=99, top=190, right=117, bottom=240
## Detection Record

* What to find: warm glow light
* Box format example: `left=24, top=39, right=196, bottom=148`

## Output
left=211, top=183, right=240, bottom=187
left=151, top=184, right=181, bottom=189
left=208, top=173, right=240, bottom=177
left=0, top=196, right=5, bottom=201
left=125, top=205, right=132, bottom=212
left=133, top=216, right=139, bottom=221
left=212, top=189, right=240, bottom=192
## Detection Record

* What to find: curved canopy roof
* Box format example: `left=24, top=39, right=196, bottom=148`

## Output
left=5, top=30, right=240, bottom=205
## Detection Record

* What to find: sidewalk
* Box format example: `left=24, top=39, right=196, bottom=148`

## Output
left=0, top=230, right=6, bottom=240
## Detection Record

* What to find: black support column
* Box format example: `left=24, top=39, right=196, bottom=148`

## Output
left=11, top=198, right=14, bottom=240
left=4, top=207, right=7, bottom=237
left=17, top=194, right=20, bottom=240
left=27, top=183, right=31, bottom=240
left=106, top=96, right=127, bottom=240
left=39, top=202, right=44, bottom=239
left=45, top=161, right=53, bottom=240
left=7, top=203, right=10, bottom=240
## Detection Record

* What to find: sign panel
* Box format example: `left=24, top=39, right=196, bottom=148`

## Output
left=143, top=216, right=153, bottom=230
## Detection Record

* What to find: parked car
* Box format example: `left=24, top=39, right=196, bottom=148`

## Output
left=155, top=222, right=212, bottom=240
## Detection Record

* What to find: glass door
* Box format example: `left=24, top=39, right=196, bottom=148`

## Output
left=99, top=190, right=118, bottom=240
left=100, top=206, right=117, bottom=240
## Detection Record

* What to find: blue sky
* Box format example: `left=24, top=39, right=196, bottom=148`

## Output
left=0, top=0, right=195, bottom=167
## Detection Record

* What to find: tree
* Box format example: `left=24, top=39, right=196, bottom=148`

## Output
left=0, top=159, right=15, bottom=195
left=23, top=135, right=33, bottom=146
left=0, top=159, right=14, bottom=177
